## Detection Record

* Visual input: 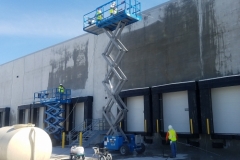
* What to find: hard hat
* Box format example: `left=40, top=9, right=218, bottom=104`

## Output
left=60, top=84, right=62, bottom=86
left=168, top=125, right=173, bottom=130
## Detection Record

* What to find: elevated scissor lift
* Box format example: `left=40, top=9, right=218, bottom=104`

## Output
left=83, top=0, right=141, bottom=35
left=84, top=0, right=144, bottom=155
left=34, top=88, right=71, bottom=140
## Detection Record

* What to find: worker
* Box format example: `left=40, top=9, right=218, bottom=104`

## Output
left=96, top=8, right=103, bottom=21
left=165, top=125, right=177, bottom=158
left=58, top=84, right=65, bottom=100
left=110, top=2, right=117, bottom=15
left=88, top=17, right=95, bottom=25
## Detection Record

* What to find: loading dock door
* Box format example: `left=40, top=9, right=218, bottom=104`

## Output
left=39, top=108, right=44, bottom=129
left=75, top=103, right=84, bottom=131
left=211, top=86, right=240, bottom=134
left=127, top=96, right=144, bottom=132
left=163, top=91, right=190, bottom=133
left=25, top=109, right=29, bottom=123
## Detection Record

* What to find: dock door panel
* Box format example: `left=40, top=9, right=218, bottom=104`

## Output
left=68, top=96, right=93, bottom=132
left=120, top=88, right=151, bottom=134
left=18, top=105, right=30, bottom=124
left=74, top=102, right=84, bottom=131
left=211, top=86, right=240, bottom=134
left=163, top=91, right=190, bottom=133
left=38, top=107, right=45, bottom=129
left=127, top=96, right=144, bottom=132
left=152, top=81, right=199, bottom=136
left=199, top=76, right=240, bottom=136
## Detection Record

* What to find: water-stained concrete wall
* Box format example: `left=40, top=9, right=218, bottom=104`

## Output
left=47, top=40, right=89, bottom=90
left=0, top=34, right=102, bottom=124
left=201, top=0, right=240, bottom=76
left=120, top=0, right=240, bottom=89
left=0, top=0, right=239, bottom=124
left=121, top=0, right=201, bottom=88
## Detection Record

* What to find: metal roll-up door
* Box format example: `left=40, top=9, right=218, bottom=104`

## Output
left=39, top=107, right=44, bottom=129
left=24, top=109, right=29, bottom=123
left=32, top=108, right=39, bottom=126
left=127, top=96, right=144, bottom=132
left=75, top=102, right=84, bottom=131
left=211, top=86, right=240, bottom=134
left=163, top=91, right=190, bottom=133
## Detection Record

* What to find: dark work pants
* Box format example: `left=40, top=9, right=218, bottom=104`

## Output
left=170, top=141, right=177, bottom=157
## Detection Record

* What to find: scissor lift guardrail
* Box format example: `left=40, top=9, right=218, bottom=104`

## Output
left=83, top=0, right=141, bottom=35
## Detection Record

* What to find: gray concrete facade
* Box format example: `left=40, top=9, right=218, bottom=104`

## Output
left=0, top=0, right=239, bottom=129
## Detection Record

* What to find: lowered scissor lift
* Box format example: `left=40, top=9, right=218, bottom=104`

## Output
left=84, top=0, right=145, bottom=155
left=34, top=88, right=71, bottom=141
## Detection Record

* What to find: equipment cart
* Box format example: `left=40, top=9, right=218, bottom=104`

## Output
left=70, top=146, right=85, bottom=160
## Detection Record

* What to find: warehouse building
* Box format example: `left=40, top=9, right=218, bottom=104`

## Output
left=0, top=0, right=240, bottom=156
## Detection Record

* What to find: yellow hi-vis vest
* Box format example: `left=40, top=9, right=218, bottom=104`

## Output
left=110, top=8, right=113, bottom=14
left=58, top=86, right=64, bottom=93
left=97, top=10, right=103, bottom=20
left=168, top=129, right=177, bottom=141
left=110, top=5, right=116, bottom=14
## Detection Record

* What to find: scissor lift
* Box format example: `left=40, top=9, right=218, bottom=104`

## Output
left=34, top=88, right=71, bottom=140
left=84, top=0, right=144, bottom=155
left=83, top=0, right=141, bottom=35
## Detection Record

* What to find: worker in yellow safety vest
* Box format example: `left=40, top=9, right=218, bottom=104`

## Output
left=166, top=125, right=178, bottom=158
left=110, top=1, right=117, bottom=15
left=96, top=8, right=103, bottom=21
left=58, top=84, right=65, bottom=100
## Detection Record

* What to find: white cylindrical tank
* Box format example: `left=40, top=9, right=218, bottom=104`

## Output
left=0, top=124, right=52, bottom=160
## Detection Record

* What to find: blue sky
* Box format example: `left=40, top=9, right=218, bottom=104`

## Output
left=0, top=0, right=169, bottom=65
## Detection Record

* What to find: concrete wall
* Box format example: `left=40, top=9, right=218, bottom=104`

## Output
left=121, top=0, right=240, bottom=88
left=0, top=0, right=240, bottom=125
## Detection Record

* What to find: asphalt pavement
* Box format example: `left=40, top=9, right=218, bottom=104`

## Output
left=49, top=142, right=222, bottom=160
